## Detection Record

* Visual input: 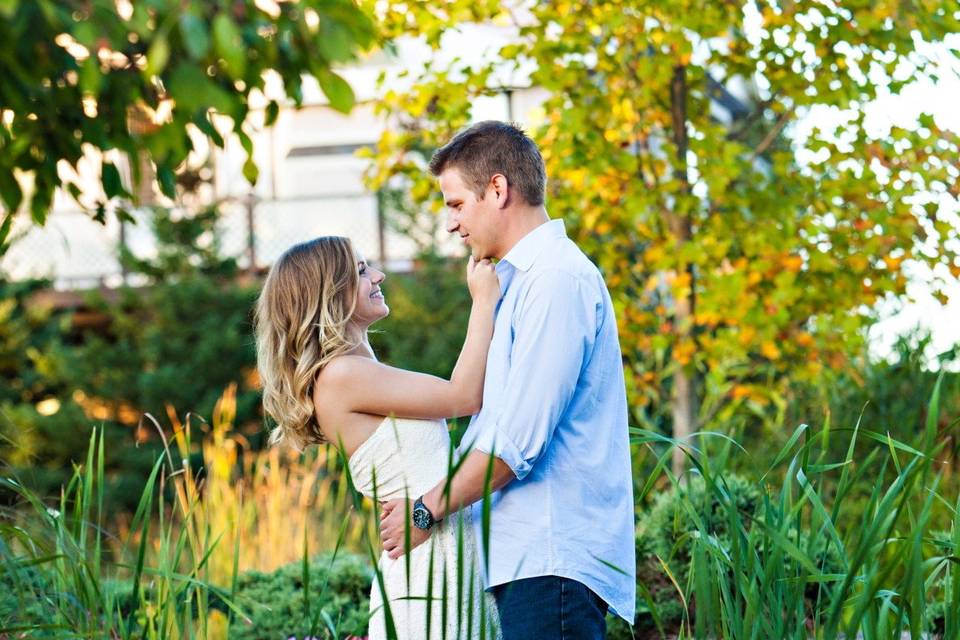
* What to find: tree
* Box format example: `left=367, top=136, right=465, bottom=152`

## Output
left=365, top=1, right=960, bottom=473
left=0, top=0, right=375, bottom=253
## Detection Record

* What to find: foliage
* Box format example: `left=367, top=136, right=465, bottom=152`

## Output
left=0, top=277, right=60, bottom=406
left=624, top=378, right=960, bottom=638
left=0, top=204, right=261, bottom=511
left=0, top=0, right=377, bottom=253
left=183, top=384, right=375, bottom=589
left=1, top=387, right=378, bottom=639
left=364, top=0, right=960, bottom=474
left=0, top=427, right=245, bottom=639
left=56, top=277, right=260, bottom=431
left=3, top=377, right=960, bottom=638
left=226, top=553, right=372, bottom=640
left=787, top=331, right=960, bottom=460
left=634, top=472, right=844, bottom=631
left=119, top=203, right=239, bottom=282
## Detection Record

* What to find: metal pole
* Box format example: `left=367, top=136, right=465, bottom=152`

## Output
left=246, top=192, right=257, bottom=273
left=119, top=217, right=127, bottom=286
left=376, top=189, right=386, bottom=266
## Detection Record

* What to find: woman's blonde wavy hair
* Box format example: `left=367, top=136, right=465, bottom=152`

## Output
left=254, top=236, right=360, bottom=450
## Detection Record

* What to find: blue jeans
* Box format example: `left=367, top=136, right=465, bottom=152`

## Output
left=491, top=575, right=608, bottom=639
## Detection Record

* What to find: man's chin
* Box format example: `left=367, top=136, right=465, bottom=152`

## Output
left=470, top=248, right=492, bottom=261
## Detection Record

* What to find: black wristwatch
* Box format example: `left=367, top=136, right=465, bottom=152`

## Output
left=412, top=496, right=439, bottom=530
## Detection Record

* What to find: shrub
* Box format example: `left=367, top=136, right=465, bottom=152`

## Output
left=634, top=472, right=846, bottom=633
left=227, top=552, right=373, bottom=640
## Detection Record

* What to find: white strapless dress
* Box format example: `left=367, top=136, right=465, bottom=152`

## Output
left=348, top=417, right=501, bottom=640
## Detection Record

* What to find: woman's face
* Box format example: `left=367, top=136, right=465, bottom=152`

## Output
left=351, top=252, right=389, bottom=328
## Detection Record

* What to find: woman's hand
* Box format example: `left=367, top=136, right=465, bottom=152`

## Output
left=466, top=256, right=500, bottom=305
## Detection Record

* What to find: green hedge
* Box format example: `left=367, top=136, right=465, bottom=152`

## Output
left=227, top=553, right=372, bottom=640
left=1, top=243, right=473, bottom=514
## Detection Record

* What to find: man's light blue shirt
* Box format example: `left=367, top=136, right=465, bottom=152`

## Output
left=461, top=218, right=636, bottom=622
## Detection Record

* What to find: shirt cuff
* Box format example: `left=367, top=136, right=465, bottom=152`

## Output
left=466, top=421, right=533, bottom=481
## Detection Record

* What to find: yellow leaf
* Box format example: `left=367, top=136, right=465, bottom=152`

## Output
left=732, top=385, right=751, bottom=400
left=782, top=255, right=803, bottom=272
left=761, top=341, right=781, bottom=360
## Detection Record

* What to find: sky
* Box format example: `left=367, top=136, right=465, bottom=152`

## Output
left=826, top=34, right=960, bottom=364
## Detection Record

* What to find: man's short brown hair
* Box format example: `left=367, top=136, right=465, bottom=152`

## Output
left=428, top=121, right=546, bottom=206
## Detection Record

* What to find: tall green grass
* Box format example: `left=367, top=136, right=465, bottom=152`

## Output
left=2, top=384, right=375, bottom=638
left=2, top=377, right=958, bottom=639
left=630, top=375, right=959, bottom=638
left=0, top=425, right=246, bottom=638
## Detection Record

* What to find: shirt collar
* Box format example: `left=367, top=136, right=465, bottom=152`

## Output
left=500, top=219, right=566, bottom=273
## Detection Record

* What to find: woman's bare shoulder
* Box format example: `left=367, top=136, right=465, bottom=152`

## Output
left=317, top=354, right=380, bottom=385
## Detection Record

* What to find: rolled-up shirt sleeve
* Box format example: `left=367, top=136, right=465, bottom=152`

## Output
left=468, top=268, right=598, bottom=480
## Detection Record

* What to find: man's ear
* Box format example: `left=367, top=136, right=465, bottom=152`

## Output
left=489, top=173, right=509, bottom=209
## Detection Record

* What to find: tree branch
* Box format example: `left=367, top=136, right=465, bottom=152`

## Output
left=751, top=104, right=796, bottom=161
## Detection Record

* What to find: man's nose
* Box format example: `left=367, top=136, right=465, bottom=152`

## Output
left=445, top=210, right=459, bottom=234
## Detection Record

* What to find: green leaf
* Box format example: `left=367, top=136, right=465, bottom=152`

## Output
left=72, top=21, right=98, bottom=49
left=316, top=68, right=355, bottom=113
left=128, top=3, right=152, bottom=36
left=193, top=113, right=225, bottom=148
left=79, top=57, right=101, bottom=96
left=264, top=100, right=279, bottom=127
left=0, top=168, right=23, bottom=212
left=102, top=162, right=123, bottom=199
left=168, top=64, right=236, bottom=116
left=179, top=13, right=210, bottom=60
left=144, top=36, right=170, bottom=78
left=0, top=0, right=18, bottom=19
left=0, top=212, right=13, bottom=251
left=66, top=182, right=82, bottom=201
left=242, top=158, right=259, bottom=185
left=115, top=206, right=136, bottom=224
left=317, top=22, right=354, bottom=63
left=29, top=188, right=51, bottom=225
left=212, top=13, right=246, bottom=80
left=157, top=164, right=177, bottom=199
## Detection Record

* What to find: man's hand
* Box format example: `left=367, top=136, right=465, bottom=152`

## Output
left=379, top=499, right=432, bottom=559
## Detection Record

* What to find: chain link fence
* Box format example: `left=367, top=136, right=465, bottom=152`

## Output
left=0, top=192, right=424, bottom=290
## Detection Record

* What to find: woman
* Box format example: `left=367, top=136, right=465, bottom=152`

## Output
left=253, top=236, right=501, bottom=640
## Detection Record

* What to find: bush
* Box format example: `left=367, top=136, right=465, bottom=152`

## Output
left=640, top=473, right=762, bottom=581
left=634, top=472, right=846, bottom=634
left=0, top=537, right=50, bottom=630
left=0, top=277, right=260, bottom=514
left=227, top=552, right=373, bottom=640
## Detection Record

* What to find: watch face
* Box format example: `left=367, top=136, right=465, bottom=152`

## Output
left=412, top=505, right=432, bottom=530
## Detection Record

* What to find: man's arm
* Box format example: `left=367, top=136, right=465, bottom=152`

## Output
left=379, top=451, right=514, bottom=560
left=379, top=269, right=598, bottom=558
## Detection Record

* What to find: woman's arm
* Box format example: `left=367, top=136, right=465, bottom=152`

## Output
left=317, top=258, right=499, bottom=419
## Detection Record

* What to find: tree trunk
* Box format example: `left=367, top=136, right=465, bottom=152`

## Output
left=127, top=106, right=158, bottom=206
left=669, top=64, right=699, bottom=477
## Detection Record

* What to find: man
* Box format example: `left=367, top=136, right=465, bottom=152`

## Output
left=380, top=121, right=635, bottom=638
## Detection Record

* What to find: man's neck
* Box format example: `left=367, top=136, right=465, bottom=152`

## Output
left=495, top=206, right=550, bottom=259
